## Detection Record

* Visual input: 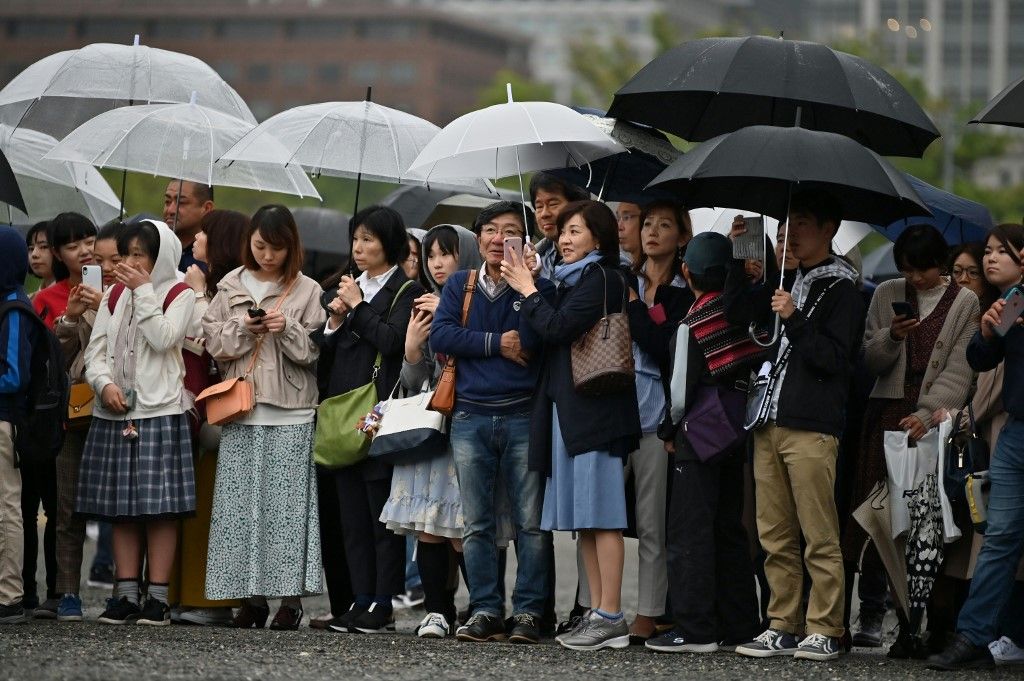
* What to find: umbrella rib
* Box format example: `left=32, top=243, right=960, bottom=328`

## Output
left=196, top=104, right=217, bottom=187
left=517, top=102, right=544, bottom=145
left=376, top=105, right=404, bottom=180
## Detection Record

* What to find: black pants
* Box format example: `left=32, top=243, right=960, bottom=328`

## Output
left=335, top=463, right=404, bottom=599
left=317, top=465, right=352, bottom=616
left=21, top=458, right=57, bottom=602
left=667, top=454, right=760, bottom=644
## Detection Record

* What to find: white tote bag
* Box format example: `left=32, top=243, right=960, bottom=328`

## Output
left=884, top=430, right=917, bottom=539
left=367, top=383, right=448, bottom=465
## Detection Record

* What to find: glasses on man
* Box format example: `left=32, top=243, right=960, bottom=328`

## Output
left=480, top=224, right=524, bottom=239
left=617, top=213, right=639, bottom=224
left=952, top=266, right=981, bottom=280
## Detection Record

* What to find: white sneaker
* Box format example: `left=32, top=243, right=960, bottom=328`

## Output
left=179, top=607, right=234, bottom=626
left=989, top=636, right=1024, bottom=665
left=416, top=612, right=451, bottom=639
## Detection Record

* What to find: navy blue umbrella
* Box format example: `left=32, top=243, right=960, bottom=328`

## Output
left=547, top=107, right=681, bottom=205
left=876, top=174, right=993, bottom=245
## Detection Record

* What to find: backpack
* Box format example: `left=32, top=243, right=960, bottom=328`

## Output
left=0, top=300, right=69, bottom=466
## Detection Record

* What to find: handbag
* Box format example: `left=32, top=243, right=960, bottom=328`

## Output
left=571, top=266, right=634, bottom=396
left=965, top=471, right=990, bottom=534
left=368, top=381, right=448, bottom=465
left=743, top=278, right=842, bottom=431
left=944, top=402, right=990, bottom=504
left=67, top=381, right=95, bottom=429
left=681, top=385, right=747, bottom=463
left=195, top=276, right=298, bottom=426
left=427, top=270, right=477, bottom=416
left=314, top=280, right=414, bottom=468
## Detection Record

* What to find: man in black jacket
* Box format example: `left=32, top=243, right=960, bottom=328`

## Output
left=726, top=190, right=865, bottom=662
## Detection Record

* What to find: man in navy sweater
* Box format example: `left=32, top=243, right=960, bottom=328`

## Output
left=431, top=201, right=555, bottom=644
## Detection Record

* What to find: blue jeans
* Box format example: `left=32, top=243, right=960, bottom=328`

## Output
left=405, top=535, right=421, bottom=591
left=451, top=411, right=549, bottom=618
left=957, top=417, right=1024, bottom=646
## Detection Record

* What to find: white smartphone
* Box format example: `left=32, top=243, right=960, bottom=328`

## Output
left=994, top=287, right=1024, bottom=337
left=82, top=265, right=103, bottom=291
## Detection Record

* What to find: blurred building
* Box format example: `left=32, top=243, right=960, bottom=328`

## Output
left=0, top=0, right=529, bottom=124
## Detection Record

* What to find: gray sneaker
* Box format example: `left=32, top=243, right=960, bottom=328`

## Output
left=558, top=612, right=629, bottom=651
left=555, top=608, right=591, bottom=643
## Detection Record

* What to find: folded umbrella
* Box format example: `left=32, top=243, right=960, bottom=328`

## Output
left=853, top=482, right=911, bottom=621
left=609, top=34, right=939, bottom=158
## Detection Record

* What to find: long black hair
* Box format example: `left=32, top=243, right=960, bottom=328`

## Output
left=47, top=212, right=97, bottom=281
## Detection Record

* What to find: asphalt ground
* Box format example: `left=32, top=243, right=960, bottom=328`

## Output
left=1, top=529, right=1019, bottom=680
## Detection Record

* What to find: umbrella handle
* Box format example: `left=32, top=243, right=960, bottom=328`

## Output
left=749, top=316, right=781, bottom=348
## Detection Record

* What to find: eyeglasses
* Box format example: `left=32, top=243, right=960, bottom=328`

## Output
left=617, top=213, right=639, bottom=223
left=480, top=225, right=524, bottom=239
left=404, top=255, right=419, bottom=264
left=952, top=266, right=981, bottom=280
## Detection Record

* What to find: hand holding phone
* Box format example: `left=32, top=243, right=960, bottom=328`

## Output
left=891, top=301, right=916, bottom=319
left=247, top=307, right=267, bottom=319
left=82, top=265, right=103, bottom=291
left=890, top=301, right=920, bottom=341
left=732, top=216, right=765, bottom=260
left=503, top=237, right=523, bottom=265
left=994, top=287, right=1024, bottom=337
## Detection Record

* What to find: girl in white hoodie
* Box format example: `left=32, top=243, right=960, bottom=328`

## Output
left=77, top=220, right=196, bottom=626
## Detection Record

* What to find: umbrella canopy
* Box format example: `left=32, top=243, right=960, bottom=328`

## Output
left=691, top=207, right=872, bottom=256
left=380, top=185, right=460, bottom=230
left=292, top=207, right=351, bottom=255
left=1, top=124, right=119, bottom=224
left=609, top=35, right=939, bottom=158
left=0, top=39, right=255, bottom=139
left=876, top=174, right=993, bottom=244
left=648, top=125, right=931, bottom=225
left=863, top=242, right=899, bottom=283
left=44, top=96, right=319, bottom=199
left=970, top=73, right=1024, bottom=128
left=547, top=107, right=681, bottom=203
left=0, top=146, right=26, bottom=215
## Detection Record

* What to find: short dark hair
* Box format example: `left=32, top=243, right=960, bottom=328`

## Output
left=556, top=200, right=620, bottom=258
left=688, top=266, right=727, bottom=293
left=989, top=223, right=1024, bottom=267
left=96, top=219, right=127, bottom=243
left=47, top=212, right=98, bottom=281
left=349, top=205, right=409, bottom=268
left=25, top=221, right=49, bottom=247
left=529, top=172, right=589, bottom=205
left=117, top=221, right=161, bottom=263
left=893, top=224, right=949, bottom=272
left=243, top=205, right=304, bottom=282
left=422, top=226, right=461, bottom=259
left=634, top=199, right=692, bottom=289
left=202, top=209, right=250, bottom=295
left=190, top=182, right=214, bottom=205
left=472, top=201, right=534, bottom=237
left=789, top=189, right=843, bottom=233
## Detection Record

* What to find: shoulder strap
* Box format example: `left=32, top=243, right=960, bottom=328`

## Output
left=370, top=279, right=416, bottom=372
left=107, top=283, right=126, bottom=314
left=770, top=278, right=844, bottom=377
left=460, top=270, right=478, bottom=326
left=243, top=276, right=302, bottom=377
left=162, top=282, right=192, bottom=313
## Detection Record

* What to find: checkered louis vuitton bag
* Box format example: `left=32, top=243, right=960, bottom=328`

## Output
left=571, top=265, right=634, bottom=396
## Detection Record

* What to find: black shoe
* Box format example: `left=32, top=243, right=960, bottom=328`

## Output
left=927, top=633, right=995, bottom=671
left=351, top=603, right=395, bottom=634
left=86, top=564, right=115, bottom=589
left=456, top=612, right=506, bottom=642
left=852, top=612, right=884, bottom=647
left=508, top=613, right=540, bottom=644
left=888, top=630, right=929, bottom=660
left=328, top=603, right=368, bottom=633
left=97, top=596, right=141, bottom=625
left=0, top=602, right=27, bottom=624
left=137, top=597, right=170, bottom=626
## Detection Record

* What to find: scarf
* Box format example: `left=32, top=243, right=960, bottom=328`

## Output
left=552, top=250, right=603, bottom=288
left=684, top=292, right=769, bottom=377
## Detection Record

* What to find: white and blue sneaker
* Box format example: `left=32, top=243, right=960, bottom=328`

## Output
left=793, top=633, right=841, bottom=661
left=736, top=628, right=799, bottom=657
left=990, top=636, right=1024, bottom=666
left=57, top=593, right=83, bottom=622
left=645, top=630, right=719, bottom=653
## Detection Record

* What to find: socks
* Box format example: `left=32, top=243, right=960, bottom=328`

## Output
left=354, top=594, right=373, bottom=609
left=417, top=540, right=455, bottom=617
left=595, top=608, right=624, bottom=622
left=115, top=579, right=139, bottom=605
left=148, top=583, right=169, bottom=604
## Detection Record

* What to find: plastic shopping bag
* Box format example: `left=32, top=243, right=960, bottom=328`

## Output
left=884, top=430, right=915, bottom=539
left=929, top=416, right=962, bottom=542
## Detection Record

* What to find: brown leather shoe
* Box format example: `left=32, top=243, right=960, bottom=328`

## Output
left=309, top=613, right=333, bottom=630
left=270, top=604, right=303, bottom=631
left=232, top=602, right=269, bottom=629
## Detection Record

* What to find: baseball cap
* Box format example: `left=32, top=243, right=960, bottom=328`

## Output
left=682, top=232, right=732, bottom=276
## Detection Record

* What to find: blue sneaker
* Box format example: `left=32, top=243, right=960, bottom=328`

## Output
left=57, top=593, right=83, bottom=622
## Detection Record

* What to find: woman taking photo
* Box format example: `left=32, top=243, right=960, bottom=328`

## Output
left=502, top=199, right=641, bottom=652
left=316, top=205, right=423, bottom=635
left=33, top=212, right=97, bottom=327
left=844, top=224, right=979, bottom=654
left=77, top=220, right=196, bottom=625
left=203, top=205, right=325, bottom=630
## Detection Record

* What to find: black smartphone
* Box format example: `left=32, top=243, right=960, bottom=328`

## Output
left=891, top=301, right=916, bottom=319
left=247, top=307, right=267, bottom=319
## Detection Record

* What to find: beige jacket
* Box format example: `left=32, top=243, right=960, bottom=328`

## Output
left=863, top=278, right=979, bottom=428
left=202, top=267, right=325, bottom=410
left=54, top=309, right=96, bottom=382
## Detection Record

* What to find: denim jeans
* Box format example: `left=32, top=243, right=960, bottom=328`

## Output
left=958, top=417, right=1024, bottom=646
left=451, top=411, right=549, bottom=618
left=405, top=535, right=422, bottom=591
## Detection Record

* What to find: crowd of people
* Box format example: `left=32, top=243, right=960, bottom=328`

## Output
left=0, top=172, right=1022, bottom=672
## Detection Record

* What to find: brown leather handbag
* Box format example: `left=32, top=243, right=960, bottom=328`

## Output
left=427, top=270, right=477, bottom=417
left=571, top=265, right=634, bottom=396
left=67, top=382, right=95, bottom=429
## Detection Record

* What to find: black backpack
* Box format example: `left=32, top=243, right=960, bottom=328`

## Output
left=0, top=300, right=69, bottom=466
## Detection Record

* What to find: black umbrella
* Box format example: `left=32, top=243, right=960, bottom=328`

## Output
left=609, top=35, right=939, bottom=158
left=900, top=473, right=944, bottom=651
left=0, top=147, right=26, bottom=216
left=971, top=73, right=1024, bottom=128
left=380, top=185, right=460, bottom=231
left=648, top=125, right=930, bottom=226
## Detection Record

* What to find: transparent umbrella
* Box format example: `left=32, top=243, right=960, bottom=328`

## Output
left=44, top=93, right=320, bottom=209
left=1, top=123, right=120, bottom=225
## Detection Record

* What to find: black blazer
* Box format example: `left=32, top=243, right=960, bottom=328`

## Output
left=522, top=260, right=642, bottom=476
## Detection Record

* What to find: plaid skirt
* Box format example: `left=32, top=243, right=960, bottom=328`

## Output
left=75, top=414, right=196, bottom=521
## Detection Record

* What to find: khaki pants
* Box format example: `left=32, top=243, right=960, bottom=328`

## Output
left=0, top=422, right=23, bottom=605
left=753, top=423, right=845, bottom=638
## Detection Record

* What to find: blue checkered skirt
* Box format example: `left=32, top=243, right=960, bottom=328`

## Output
left=75, top=414, right=196, bottom=520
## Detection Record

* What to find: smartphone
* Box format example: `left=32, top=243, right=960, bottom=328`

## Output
left=82, top=265, right=103, bottom=291
left=732, top=216, right=765, bottom=260
left=247, top=307, right=267, bottom=319
left=891, top=301, right=916, bottom=319
left=503, top=237, right=523, bottom=263
left=994, top=287, right=1024, bottom=337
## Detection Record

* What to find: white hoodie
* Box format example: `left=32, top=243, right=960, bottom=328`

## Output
left=85, top=220, right=196, bottom=421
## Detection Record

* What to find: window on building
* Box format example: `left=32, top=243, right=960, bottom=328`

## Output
left=248, top=63, right=272, bottom=83
left=389, top=62, right=417, bottom=84
left=351, top=61, right=380, bottom=83
left=10, top=19, right=71, bottom=38
left=250, top=100, right=274, bottom=122
left=362, top=20, right=416, bottom=40
left=223, top=21, right=277, bottom=40
left=213, top=61, right=239, bottom=82
left=292, top=19, right=349, bottom=40
left=318, top=63, right=342, bottom=84
left=281, top=63, right=309, bottom=85
left=81, top=19, right=142, bottom=40
left=152, top=20, right=202, bottom=39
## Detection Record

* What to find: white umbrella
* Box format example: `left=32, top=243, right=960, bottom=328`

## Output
left=406, top=84, right=625, bottom=235
left=0, top=124, right=119, bottom=225
left=44, top=93, right=319, bottom=204
left=691, top=207, right=871, bottom=256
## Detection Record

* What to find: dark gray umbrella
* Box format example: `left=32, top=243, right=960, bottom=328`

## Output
left=609, top=35, right=939, bottom=158
left=292, top=207, right=351, bottom=255
left=971, top=74, right=1024, bottom=128
left=0, top=147, right=26, bottom=216
left=380, top=185, right=460, bottom=230
left=647, top=125, right=931, bottom=225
